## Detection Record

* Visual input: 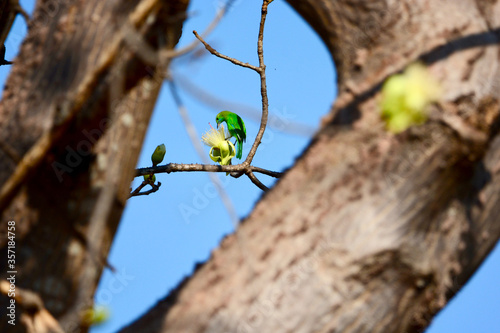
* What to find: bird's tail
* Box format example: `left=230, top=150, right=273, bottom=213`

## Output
left=236, top=141, right=243, bottom=159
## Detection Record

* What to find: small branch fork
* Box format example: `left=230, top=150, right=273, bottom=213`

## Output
left=130, top=180, right=161, bottom=197
left=132, top=0, right=276, bottom=193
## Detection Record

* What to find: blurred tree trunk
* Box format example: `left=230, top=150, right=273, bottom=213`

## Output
left=1, top=0, right=499, bottom=333
left=120, top=0, right=500, bottom=332
left=0, top=0, right=188, bottom=332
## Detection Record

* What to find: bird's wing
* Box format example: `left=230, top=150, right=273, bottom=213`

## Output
left=236, top=116, right=246, bottom=142
left=233, top=129, right=245, bottom=143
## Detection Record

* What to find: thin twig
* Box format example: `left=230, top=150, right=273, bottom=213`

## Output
left=250, top=165, right=283, bottom=178
left=246, top=171, right=269, bottom=191
left=168, top=79, right=240, bottom=225
left=243, top=0, right=271, bottom=165
left=130, top=181, right=161, bottom=197
left=130, top=181, right=148, bottom=196
left=129, top=180, right=149, bottom=198
left=193, top=30, right=260, bottom=72
left=135, top=163, right=283, bottom=178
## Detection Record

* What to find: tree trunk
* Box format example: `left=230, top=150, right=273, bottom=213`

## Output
left=1, top=0, right=500, bottom=333
left=0, top=0, right=188, bottom=332
left=120, top=1, right=500, bottom=332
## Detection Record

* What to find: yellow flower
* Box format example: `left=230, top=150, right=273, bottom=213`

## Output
left=201, top=124, right=235, bottom=166
left=381, top=63, right=441, bottom=133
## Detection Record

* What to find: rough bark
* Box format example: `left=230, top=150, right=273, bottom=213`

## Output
left=1, top=0, right=499, bottom=332
left=119, top=1, right=500, bottom=332
left=0, top=0, right=188, bottom=332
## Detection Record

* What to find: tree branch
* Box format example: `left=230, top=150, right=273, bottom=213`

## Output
left=130, top=181, right=162, bottom=197
left=193, top=30, right=260, bottom=72
left=246, top=170, right=269, bottom=191
left=135, top=163, right=283, bottom=178
left=243, top=0, right=271, bottom=165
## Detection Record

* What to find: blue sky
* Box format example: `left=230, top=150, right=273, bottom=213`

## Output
left=1, top=1, right=499, bottom=332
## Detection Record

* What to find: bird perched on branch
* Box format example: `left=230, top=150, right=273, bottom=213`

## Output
left=216, top=111, right=246, bottom=159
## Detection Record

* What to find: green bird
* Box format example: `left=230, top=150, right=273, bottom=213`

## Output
left=215, top=111, right=246, bottom=159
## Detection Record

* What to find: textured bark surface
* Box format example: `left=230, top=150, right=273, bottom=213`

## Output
left=0, top=0, right=188, bottom=332
left=120, top=0, right=500, bottom=332
left=1, top=0, right=499, bottom=332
